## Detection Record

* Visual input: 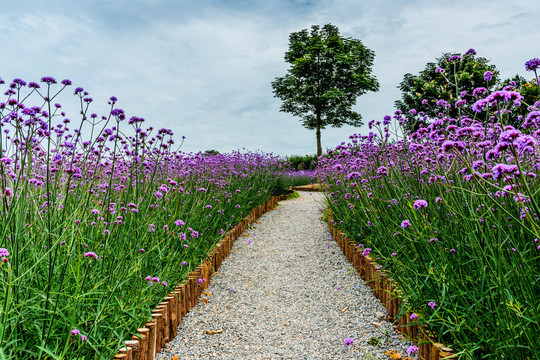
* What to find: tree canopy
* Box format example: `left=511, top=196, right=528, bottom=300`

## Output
left=395, top=50, right=498, bottom=129
left=272, top=24, right=379, bottom=156
left=395, top=49, right=540, bottom=130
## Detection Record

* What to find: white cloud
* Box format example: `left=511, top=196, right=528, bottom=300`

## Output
left=1, top=0, right=539, bottom=155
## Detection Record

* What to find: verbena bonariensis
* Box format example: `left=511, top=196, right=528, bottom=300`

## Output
left=0, top=77, right=285, bottom=359
left=317, top=56, right=540, bottom=359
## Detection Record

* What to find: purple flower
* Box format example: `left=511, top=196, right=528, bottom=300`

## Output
left=91, top=209, right=99, bottom=215
left=410, top=313, right=418, bottom=320
left=401, top=220, right=411, bottom=228
left=71, top=329, right=80, bottom=336
left=435, top=67, right=445, bottom=74
left=525, top=58, right=540, bottom=72
left=362, top=248, right=372, bottom=257
left=83, top=252, right=98, bottom=260
left=344, top=337, right=354, bottom=347
left=435, top=197, right=442, bottom=204
left=162, top=281, right=168, bottom=286
left=80, top=334, right=87, bottom=341
left=174, top=219, right=185, bottom=227
left=413, top=199, right=428, bottom=209
left=492, top=163, right=518, bottom=180
left=41, top=76, right=57, bottom=84
left=198, top=278, right=204, bottom=284
left=0, top=248, right=9, bottom=257
left=448, top=55, right=461, bottom=62
left=428, top=301, right=436, bottom=309
left=483, top=71, right=493, bottom=82
left=464, top=48, right=476, bottom=56
left=407, top=345, right=419, bottom=356
left=376, top=167, right=388, bottom=176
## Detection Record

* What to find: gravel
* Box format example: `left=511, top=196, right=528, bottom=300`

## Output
left=156, top=191, right=416, bottom=360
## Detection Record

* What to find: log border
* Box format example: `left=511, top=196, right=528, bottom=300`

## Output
left=113, top=196, right=280, bottom=360
left=326, top=213, right=458, bottom=360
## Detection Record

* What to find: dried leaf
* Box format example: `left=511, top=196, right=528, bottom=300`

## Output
left=256, top=221, right=262, bottom=224
left=202, top=298, right=208, bottom=304
left=384, top=350, right=402, bottom=359
left=172, top=356, right=179, bottom=360
left=205, top=329, right=223, bottom=335
left=340, top=307, right=349, bottom=312
left=204, top=292, right=212, bottom=296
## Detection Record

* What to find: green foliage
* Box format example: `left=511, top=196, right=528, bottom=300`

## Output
left=202, top=149, right=220, bottom=156
left=500, top=74, right=540, bottom=125
left=286, top=154, right=318, bottom=170
left=272, top=24, right=379, bottom=155
left=395, top=51, right=498, bottom=129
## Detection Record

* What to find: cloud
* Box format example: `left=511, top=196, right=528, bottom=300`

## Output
left=1, top=0, right=539, bottom=155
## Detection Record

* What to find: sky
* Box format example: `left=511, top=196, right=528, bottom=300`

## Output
left=1, top=0, right=539, bottom=156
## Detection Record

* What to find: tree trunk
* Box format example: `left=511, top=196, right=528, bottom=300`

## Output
left=316, top=111, right=322, bottom=157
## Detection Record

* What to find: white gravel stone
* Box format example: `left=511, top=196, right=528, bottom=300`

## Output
left=156, top=191, right=416, bottom=360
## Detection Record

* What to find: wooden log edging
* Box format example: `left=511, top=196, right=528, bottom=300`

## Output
left=326, top=215, right=457, bottom=360
left=113, top=195, right=280, bottom=360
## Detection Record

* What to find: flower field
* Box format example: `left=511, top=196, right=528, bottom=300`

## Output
left=317, top=57, right=540, bottom=358
left=0, top=78, right=284, bottom=359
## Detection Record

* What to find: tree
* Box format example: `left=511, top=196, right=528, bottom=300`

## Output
left=272, top=24, right=379, bottom=156
left=395, top=50, right=498, bottom=130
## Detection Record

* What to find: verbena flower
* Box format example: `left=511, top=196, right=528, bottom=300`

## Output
left=525, top=58, right=540, bottom=72
left=344, top=337, right=354, bottom=347
left=83, top=252, right=98, bottom=260
left=413, top=199, right=428, bottom=209
left=71, top=329, right=80, bottom=336
left=410, top=313, right=418, bottom=320
left=407, top=345, right=419, bottom=356
left=401, top=220, right=411, bottom=228
left=428, top=301, right=436, bottom=309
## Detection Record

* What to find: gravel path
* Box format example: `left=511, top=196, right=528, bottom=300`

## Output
left=156, top=192, right=415, bottom=360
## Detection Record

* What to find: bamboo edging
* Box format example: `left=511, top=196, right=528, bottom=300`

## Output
left=113, top=196, right=280, bottom=360
left=326, top=214, right=457, bottom=360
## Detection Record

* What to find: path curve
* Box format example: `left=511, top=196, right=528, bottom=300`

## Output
left=156, top=192, right=414, bottom=359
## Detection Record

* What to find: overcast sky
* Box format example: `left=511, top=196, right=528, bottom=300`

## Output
left=1, top=0, right=539, bottom=155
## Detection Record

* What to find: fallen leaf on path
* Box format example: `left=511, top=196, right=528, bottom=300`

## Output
left=340, top=307, right=349, bottom=312
left=384, top=350, right=402, bottom=359
left=205, top=329, right=223, bottom=335
left=172, top=356, right=179, bottom=360
left=256, top=221, right=261, bottom=223
left=202, top=298, right=208, bottom=304
left=204, top=292, right=211, bottom=296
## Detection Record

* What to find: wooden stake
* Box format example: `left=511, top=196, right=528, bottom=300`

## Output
left=145, top=321, right=157, bottom=360
left=124, top=340, right=140, bottom=360
left=136, top=328, right=149, bottom=360
left=119, top=346, right=133, bottom=360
